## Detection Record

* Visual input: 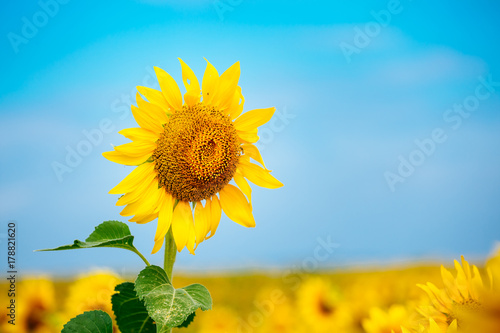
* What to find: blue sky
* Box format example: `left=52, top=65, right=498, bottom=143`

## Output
left=1, top=0, right=500, bottom=275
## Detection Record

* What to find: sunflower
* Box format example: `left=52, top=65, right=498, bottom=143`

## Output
left=103, top=59, right=283, bottom=254
left=296, top=277, right=352, bottom=332
left=63, top=271, right=122, bottom=330
left=1, top=277, right=60, bottom=333
left=417, top=256, right=487, bottom=331
left=466, top=250, right=500, bottom=333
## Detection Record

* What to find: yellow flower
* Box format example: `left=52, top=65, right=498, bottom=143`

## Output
left=362, top=304, right=413, bottom=333
left=296, top=277, right=352, bottom=332
left=417, top=256, right=487, bottom=331
left=63, top=271, right=122, bottom=328
left=1, top=277, right=60, bottom=333
left=104, top=59, right=283, bottom=254
left=461, top=250, right=500, bottom=333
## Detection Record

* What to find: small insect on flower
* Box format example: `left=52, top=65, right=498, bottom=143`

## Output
left=104, top=59, right=283, bottom=254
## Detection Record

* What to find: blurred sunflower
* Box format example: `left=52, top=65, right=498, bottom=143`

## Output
left=417, top=256, right=487, bottom=331
left=1, top=278, right=60, bottom=333
left=63, top=271, right=122, bottom=330
left=362, top=304, right=414, bottom=333
left=296, top=278, right=352, bottom=332
left=344, top=274, right=395, bottom=329
left=467, top=250, right=500, bottom=333
left=104, top=58, right=283, bottom=254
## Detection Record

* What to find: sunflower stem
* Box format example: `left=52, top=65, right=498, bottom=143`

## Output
left=163, top=227, right=177, bottom=283
left=132, top=248, right=151, bottom=267
left=160, top=227, right=176, bottom=333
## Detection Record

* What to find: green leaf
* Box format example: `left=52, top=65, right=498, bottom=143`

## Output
left=36, top=221, right=150, bottom=265
left=177, top=312, right=196, bottom=329
left=135, top=265, right=212, bottom=330
left=112, top=282, right=156, bottom=333
left=62, top=310, right=113, bottom=333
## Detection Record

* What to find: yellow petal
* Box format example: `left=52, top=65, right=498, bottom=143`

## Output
left=237, top=129, right=259, bottom=143
left=108, top=163, right=155, bottom=194
left=136, top=92, right=171, bottom=120
left=171, top=201, right=193, bottom=252
left=447, top=320, right=457, bottom=333
left=214, top=61, right=240, bottom=111
left=233, top=107, right=275, bottom=132
left=154, top=193, right=175, bottom=242
left=178, top=58, right=201, bottom=107
left=202, top=58, right=220, bottom=105
left=119, top=181, right=163, bottom=217
left=228, top=86, right=244, bottom=120
left=454, top=258, right=469, bottom=299
left=152, top=237, right=164, bottom=254
left=238, top=159, right=283, bottom=189
left=119, top=128, right=158, bottom=142
left=441, top=265, right=461, bottom=300
left=449, top=320, right=458, bottom=333
left=233, top=171, right=252, bottom=203
left=428, top=319, right=441, bottom=333
left=114, top=140, right=156, bottom=156
left=151, top=196, right=175, bottom=252
left=206, top=195, right=221, bottom=239
left=241, top=143, right=266, bottom=168
left=102, top=150, right=150, bottom=166
left=129, top=212, right=158, bottom=224
left=154, top=66, right=183, bottom=111
left=487, top=266, right=494, bottom=291
left=117, top=176, right=156, bottom=206
left=219, top=184, right=255, bottom=227
left=194, top=201, right=210, bottom=247
left=471, top=265, right=483, bottom=299
left=131, top=105, right=163, bottom=134
left=137, top=86, right=170, bottom=112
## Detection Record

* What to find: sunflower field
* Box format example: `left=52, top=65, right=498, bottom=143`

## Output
left=2, top=248, right=499, bottom=333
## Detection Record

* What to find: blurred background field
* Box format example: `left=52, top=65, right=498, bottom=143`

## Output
left=2, top=252, right=499, bottom=333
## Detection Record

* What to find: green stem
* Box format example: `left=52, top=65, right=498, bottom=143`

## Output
left=131, top=248, right=151, bottom=267
left=161, top=227, right=177, bottom=333
left=163, top=227, right=177, bottom=283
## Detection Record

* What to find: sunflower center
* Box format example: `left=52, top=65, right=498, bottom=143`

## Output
left=318, top=297, right=335, bottom=316
left=153, top=103, right=240, bottom=202
left=26, top=303, right=46, bottom=331
left=449, top=298, right=483, bottom=326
